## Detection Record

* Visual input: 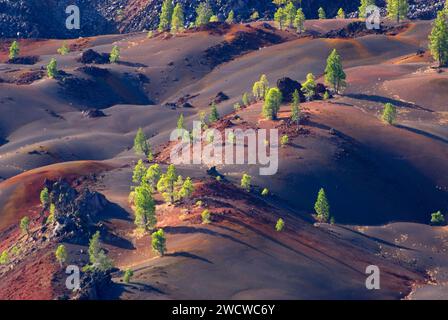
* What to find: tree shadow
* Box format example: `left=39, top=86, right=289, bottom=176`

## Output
left=163, top=226, right=269, bottom=256
left=166, top=251, right=213, bottom=264
left=117, top=61, right=148, bottom=68
left=395, top=124, right=448, bottom=145
left=345, top=93, right=433, bottom=112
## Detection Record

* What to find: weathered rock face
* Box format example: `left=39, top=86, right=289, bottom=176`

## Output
left=72, top=269, right=112, bottom=300
left=0, top=1, right=440, bottom=39
left=0, top=0, right=362, bottom=39
left=45, top=179, right=108, bottom=243
left=277, top=77, right=303, bottom=103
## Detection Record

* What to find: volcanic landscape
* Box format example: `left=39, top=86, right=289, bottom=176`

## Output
left=0, top=10, right=447, bottom=300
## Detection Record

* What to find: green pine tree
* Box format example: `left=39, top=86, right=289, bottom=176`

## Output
left=359, top=0, right=376, bottom=18
left=109, top=45, right=120, bottom=63
left=382, top=103, right=397, bottom=125
left=134, top=184, right=157, bottom=230
left=429, top=10, right=448, bottom=67
left=386, top=0, right=408, bottom=23
left=263, top=87, right=282, bottom=120
left=241, top=174, right=251, bottom=192
left=318, top=7, right=326, bottom=19
left=151, top=229, right=167, bottom=256
left=209, top=102, right=220, bottom=122
left=159, top=0, right=174, bottom=31
left=55, top=245, right=68, bottom=267
left=324, top=49, right=347, bottom=94
left=301, top=73, right=316, bottom=101
left=133, top=128, right=150, bottom=156
left=46, top=58, right=58, bottom=78
left=285, top=2, right=297, bottom=28
left=195, top=2, right=213, bottom=27
left=274, top=7, right=286, bottom=30
left=337, top=8, right=345, bottom=19
left=9, top=40, right=19, bottom=60
left=314, top=188, right=330, bottom=222
left=293, top=8, right=306, bottom=33
left=171, top=3, right=185, bottom=34
left=226, top=10, right=235, bottom=24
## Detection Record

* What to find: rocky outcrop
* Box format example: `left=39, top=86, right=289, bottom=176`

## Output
left=45, top=179, right=108, bottom=243
left=277, top=77, right=304, bottom=103
left=72, top=269, right=112, bottom=300
left=0, top=1, right=441, bottom=39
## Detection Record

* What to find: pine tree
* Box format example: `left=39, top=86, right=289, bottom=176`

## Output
left=133, top=128, right=150, bottom=156
left=177, top=113, right=185, bottom=129
left=301, top=73, right=316, bottom=101
left=281, top=135, right=289, bottom=147
left=250, top=11, right=260, bottom=20
left=179, top=177, right=194, bottom=200
left=263, top=87, right=282, bottom=120
left=55, top=245, right=68, bottom=267
left=226, top=10, right=235, bottom=24
left=252, top=74, right=269, bottom=100
left=123, top=269, right=134, bottom=283
left=242, top=92, right=250, bottom=106
left=431, top=210, right=445, bottom=225
left=318, top=7, right=326, bottom=19
left=285, top=2, right=297, bottom=28
left=109, top=45, right=120, bottom=63
left=359, top=0, right=376, bottom=18
left=0, top=251, right=9, bottom=265
left=314, top=188, right=330, bottom=222
left=195, top=2, right=213, bottom=27
left=171, top=3, right=185, bottom=34
left=88, top=231, right=113, bottom=270
left=40, top=187, right=50, bottom=207
left=132, top=159, right=147, bottom=184
left=294, top=8, right=306, bottom=33
left=9, top=40, right=19, bottom=60
left=337, top=8, right=345, bottom=19
left=209, top=102, right=220, bottom=122
left=261, top=188, right=269, bottom=196
left=324, top=49, right=347, bottom=94
left=209, top=15, right=219, bottom=22
left=57, top=42, right=70, bottom=55
left=151, top=229, right=167, bottom=256
left=145, top=164, right=162, bottom=192
left=275, top=218, right=285, bottom=232
left=159, top=0, right=174, bottom=31
left=201, top=209, right=211, bottom=224
left=157, top=164, right=178, bottom=203
left=382, top=103, right=397, bottom=125
left=291, top=89, right=301, bottom=127
left=134, top=184, right=156, bottom=230
left=429, top=10, right=448, bottom=67
left=20, top=216, right=30, bottom=235
left=46, top=58, right=58, bottom=78
left=274, top=7, right=286, bottom=30
left=241, top=174, right=251, bottom=192
left=88, top=231, right=101, bottom=264
left=386, top=0, right=408, bottom=23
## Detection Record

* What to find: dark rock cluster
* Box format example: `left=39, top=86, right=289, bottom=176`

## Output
left=44, top=179, right=108, bottom=243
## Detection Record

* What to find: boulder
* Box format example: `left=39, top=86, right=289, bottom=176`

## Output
left=79, top=49, right=110, bottom=64
left=277, top=77, right=304, bottom=102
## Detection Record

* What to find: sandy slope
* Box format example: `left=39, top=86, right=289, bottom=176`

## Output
left=0, top=19, right=447, bottom=299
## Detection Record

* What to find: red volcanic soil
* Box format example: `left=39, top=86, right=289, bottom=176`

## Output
left=0, top=249, right=59, bottom=300
left=100, top=179, right=424, bottom=300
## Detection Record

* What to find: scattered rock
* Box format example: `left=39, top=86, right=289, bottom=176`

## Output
left=82, top=109, right=107, bottom=118
left=7, top=56, right=39, bottom=65
left=277, top=77, right=304, bottom=102
left=78, top=49, right=110, bottom=64
left=212, top=91, right=230, bottom=104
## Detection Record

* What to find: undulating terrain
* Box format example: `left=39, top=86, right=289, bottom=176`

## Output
left=0, top=2, right=447, bottom=300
